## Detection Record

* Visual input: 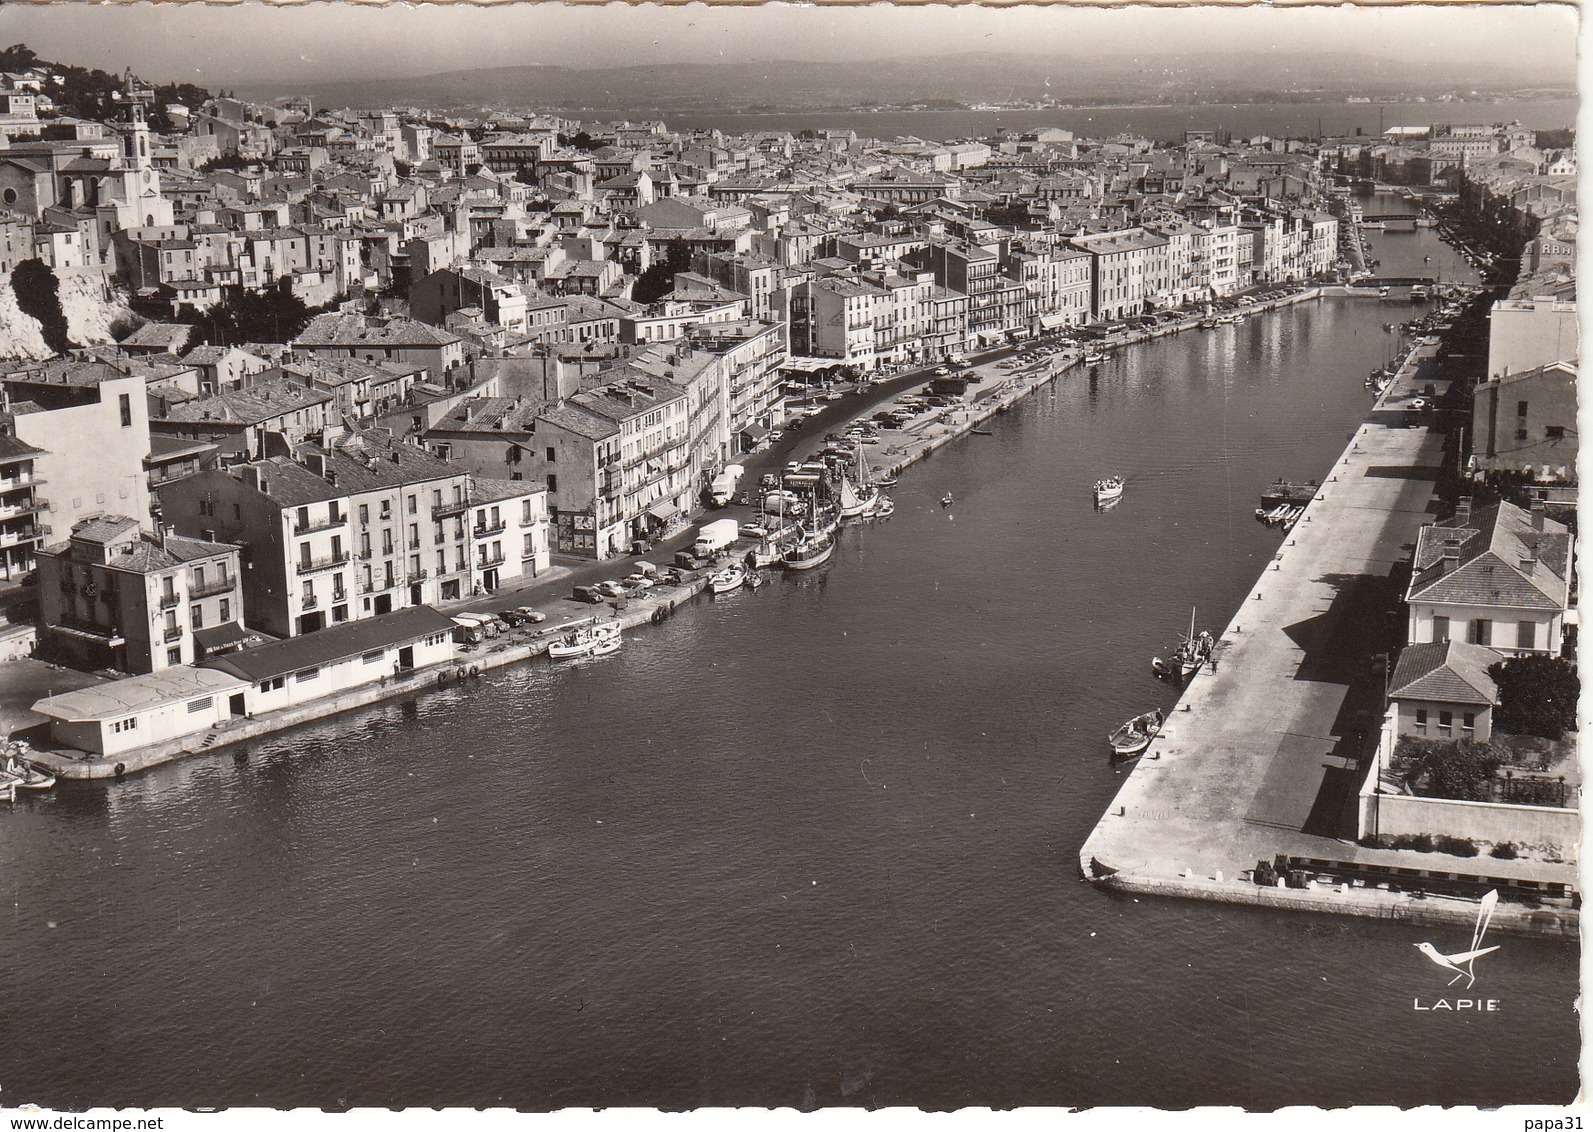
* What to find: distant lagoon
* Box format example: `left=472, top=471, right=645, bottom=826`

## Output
left=566, top=98, right=1577, bottom=142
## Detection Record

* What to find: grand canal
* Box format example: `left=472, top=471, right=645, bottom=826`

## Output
left=0, top=209, right=1577, bottom=1109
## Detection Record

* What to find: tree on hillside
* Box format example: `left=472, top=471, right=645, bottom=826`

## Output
left=0, top=44, right=39, bottom=73
left=174, top=279, right=336, bottom=346
left=11, top=259, right=72, bottom=354
left=630, top=238, right=692, bottom=305
left=557, top=131, right=601, bottom=153
left=1487, top=654, right=1579, bottom=740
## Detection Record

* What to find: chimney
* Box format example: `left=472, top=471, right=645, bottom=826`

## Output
left=1530, top=499, right=1545, bottom=531
left=1455, top=495, right=1472, bottom=526
left=1440, top=535, right=1462, bottom=573
left=1519, top=549, right=1537, bottom=575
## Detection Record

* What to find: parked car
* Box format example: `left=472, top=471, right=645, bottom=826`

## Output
left=596, top=579, right=628, bottom=598
left=572, top=584, right=605, bottom=604
left=511, top=606, right=547, bottom=624
left=622, top=573, right=655, bottom=591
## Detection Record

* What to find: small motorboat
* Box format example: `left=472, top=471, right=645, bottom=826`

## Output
left=710, top=563, right=747, bottom=594
left=941, top=493, right=954, bottom=507
left=548, top=631, right=597, bottom=660
left=1083, top=352, right=1109, bottom=365
left=1093, top=476, right=1125, bottom=505
left=745, top=570, right=765, bottom=590
left=872, top=476, right=898, bottom=488
left=1109, top=709, right=1164, bottom=758
left=590, top=634, right=622, bottom=657
left=16, top=764, right=54, bottom=791
left=971, top=428, right=994, bottom=436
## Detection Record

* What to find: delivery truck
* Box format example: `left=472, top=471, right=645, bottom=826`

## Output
left=693, top=518, right=739, bottom=557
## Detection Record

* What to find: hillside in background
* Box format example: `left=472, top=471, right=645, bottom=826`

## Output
left=236, top=51, right=1575, bottom=113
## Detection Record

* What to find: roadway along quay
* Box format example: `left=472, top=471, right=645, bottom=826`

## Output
left=1077, top=357, right=1577, bottom=938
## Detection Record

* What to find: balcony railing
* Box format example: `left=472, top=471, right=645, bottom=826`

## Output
left=0, top=500, right=45, bottom=522
left=296, top=552, right=350, bottom=576
left=434, top=497, right=471, bottom=519
left=191, top=575, right=235, bottom=599
left=302, top=593, right=319, bottom=610
left=0, top=523, right=38, bottom=548
left=163, top=626, right=184, bottom=643
left=158, top=591, right=181, bottom=609
left=406, top=570, right=429, bottom=583
left=473, top=520, right=507, bottom=537
left=477, top=551, right=506, bottom=568
left=293, top=513, right=349, bottom=536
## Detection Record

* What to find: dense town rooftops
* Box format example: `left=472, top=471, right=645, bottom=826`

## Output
left=294, top=314, right=463, bottom=349
left=536, top=401, right=619, bottom=442
left=156, top=381, right=333, bottom=426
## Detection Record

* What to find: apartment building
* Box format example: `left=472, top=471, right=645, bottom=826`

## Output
left=36, top=514, right=245, bottom=673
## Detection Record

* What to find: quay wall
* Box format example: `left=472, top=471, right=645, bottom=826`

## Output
left=36, top=578, right=710, bottom=779
left=1091, top=869, right=1578, bottom=940
left=33, top=282, right=1327, bottom=781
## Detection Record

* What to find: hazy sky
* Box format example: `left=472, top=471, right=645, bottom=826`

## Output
left=0, top=2, right=1579, bottom=85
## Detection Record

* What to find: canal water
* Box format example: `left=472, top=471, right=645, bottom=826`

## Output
left=1, top=219, right=1576, bottom=1110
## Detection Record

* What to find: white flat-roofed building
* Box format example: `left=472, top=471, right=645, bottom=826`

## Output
left=32, top=666, right=249, bottom=758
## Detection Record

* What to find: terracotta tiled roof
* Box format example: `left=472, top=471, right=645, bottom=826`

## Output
left=1388, top=640, right=1501, bottom=706
left=1408, top=502, right=1570, bottom=611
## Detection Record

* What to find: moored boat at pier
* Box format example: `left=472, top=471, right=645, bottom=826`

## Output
left=1109, top=709, right=1164, bottom=758
left=710, top=563, right=748, bottom=594
left=782, top=532, right=835, bottom=571
left=1260, top=478, right=1319, bottom=505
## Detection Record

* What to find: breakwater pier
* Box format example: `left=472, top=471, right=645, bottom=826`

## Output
left=1077, top=341, right=1577, bottom=939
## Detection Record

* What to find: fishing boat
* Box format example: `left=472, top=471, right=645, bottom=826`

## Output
left=1199, top=318, right=1219, bottom=329
left=837, top=441, right=881, bottom=519
left=1175, top=611, right=1216, bottom=681
left=1093, top=476, right=1125, bottom=505
left=1083, top=352, right=1109, bottom=365
left=971, top=428, right=994, bottom=436
left=782, top=531, right=835, bottom=571
left=869, top=497, right=895, bottom=519
left=1109, top=709, right=1164, bottom=759
left=710, top=563, right=747, bottom=594
left=750, top=540, right=786, bottom=568
left=871, top=475, right=898, bottom=488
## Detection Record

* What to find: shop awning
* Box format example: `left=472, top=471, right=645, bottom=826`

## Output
left=194, top=621, right=269, bottom=657
left=646, top=502, right=679, bottom=523
left=1038, top=312, right=1069, bottom=330
left=740, top=423, right=770, bottom=442
left=974, top=330, right=1003, bottom=344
